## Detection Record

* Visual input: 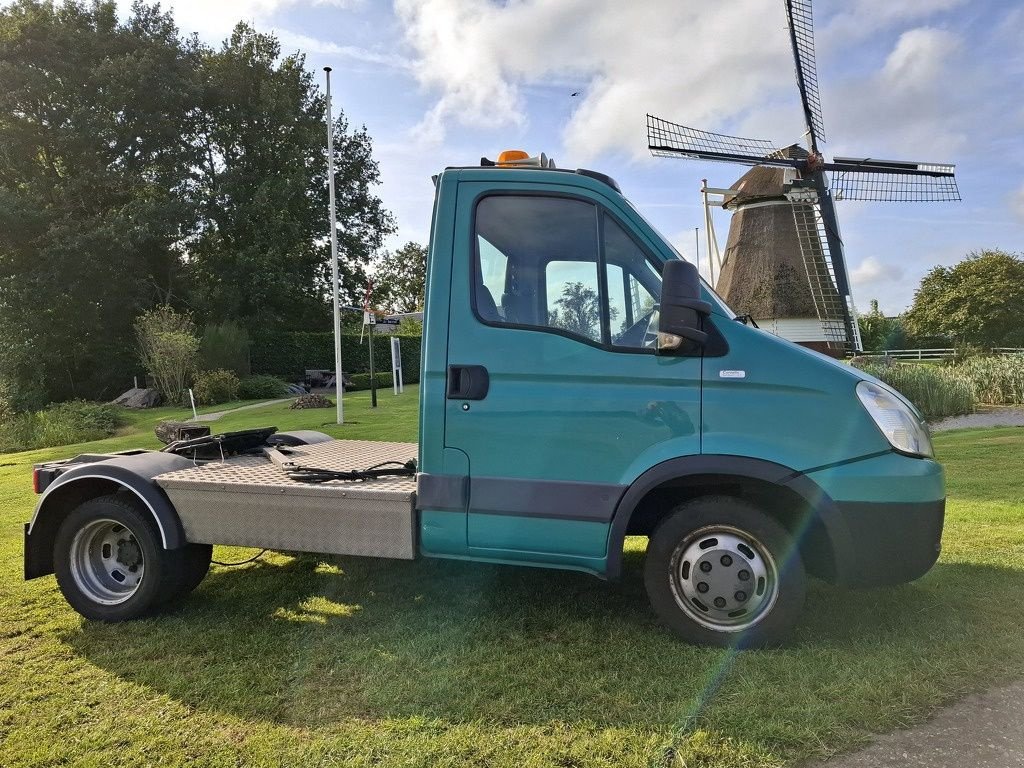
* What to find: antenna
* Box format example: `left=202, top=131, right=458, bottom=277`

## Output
left=325, top=66, right=344, bottom=425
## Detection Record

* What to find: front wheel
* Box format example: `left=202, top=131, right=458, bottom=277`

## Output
left=643, top=496, right=806, bottom=647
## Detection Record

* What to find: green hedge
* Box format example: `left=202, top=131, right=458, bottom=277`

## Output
left=251, top=333, right=421, bottom=383
left=347, top=372, right=394, bottom=391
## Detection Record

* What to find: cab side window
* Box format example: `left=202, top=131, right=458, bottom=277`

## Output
left=474, top=195, right=601, bottom=342
left=473, top=194, right=663, bottom=349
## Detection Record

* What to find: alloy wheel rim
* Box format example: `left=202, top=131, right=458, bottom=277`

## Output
left=668, top=524, right=779, bottom=632
left=69, top=518, right=145, bottom=605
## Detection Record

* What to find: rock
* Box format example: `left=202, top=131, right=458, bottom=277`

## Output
left=290, top=394, right=334, bottom=410
left=155, top=421, right=211, bottom=445
left=112, top=387, right=161, bottom=408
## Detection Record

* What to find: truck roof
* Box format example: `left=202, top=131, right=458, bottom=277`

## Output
left=438, top=165, right=622, bottom=193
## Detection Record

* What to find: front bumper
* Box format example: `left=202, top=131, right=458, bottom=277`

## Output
left=832, top=497, right=945, bottom=587
left=804, top=452, right=945, bottom=587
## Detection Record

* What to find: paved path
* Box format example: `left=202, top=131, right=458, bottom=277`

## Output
left=932, top=406, right=1024, bottom=432
left=193, top=398, right=292, bottom=422
left=808, top=682, right=1024, bottom=768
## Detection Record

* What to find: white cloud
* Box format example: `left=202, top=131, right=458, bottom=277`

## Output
left=881, top=27, right=960, bottom=87
left=392, top=1, right=984, bottom=166
left=395, top=0, right=794, bottom=157
left=852, top=255, right=905, bottom=285
left=824, top=26, right=969, bottom=160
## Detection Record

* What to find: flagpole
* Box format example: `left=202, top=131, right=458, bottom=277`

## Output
left=325, top=66, right=343, bottom=424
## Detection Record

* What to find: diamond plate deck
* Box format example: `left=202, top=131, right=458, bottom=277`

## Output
left=154, top=440, right=418, bottom=559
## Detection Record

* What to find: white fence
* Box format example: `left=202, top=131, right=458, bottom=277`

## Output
left=858, top=347, right=1024, bottom=361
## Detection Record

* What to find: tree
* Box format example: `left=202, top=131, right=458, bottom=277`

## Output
left=0, top=4, right=396, bottom=406
left=903, top=250, right=1024, bottom=347
left=857, top=300, right=906, bottom=352
left=0, top=0, right=201, bottom=404
left=135, top=305, right=199, bottom=403
left=373, top=242, right=427, bottom=313
left=187, top=23, right=395, bottom=328
left=549, top=281, right=607, bottom=340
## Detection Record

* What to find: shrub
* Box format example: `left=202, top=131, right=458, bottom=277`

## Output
left=193, top=369, right=240, bottom=405
left=238, top=375, right=288, bottom=400
left=953, top=354, right=1024, bottom=405
left=0, top=401, right=127, bottom=454
left=346, top=372, right=394, bottom=391
left=854, top=362, right=975, bottom=421
left=135, top=306, right=200, bottom=404
left=200, top=321, right=251, bottom=377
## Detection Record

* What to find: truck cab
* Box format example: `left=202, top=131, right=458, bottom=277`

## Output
left=24, top=154, right=944, bottom=647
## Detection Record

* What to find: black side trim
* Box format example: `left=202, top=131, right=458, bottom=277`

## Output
left=417, top=473, right=625, bottom=522
left=605, top=455, right=854, bottom=581
left=470, top=477, right=626, bottom=522
left=417, top=473, right=469, bottom=511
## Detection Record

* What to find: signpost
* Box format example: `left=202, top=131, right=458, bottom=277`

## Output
left=363, top=283, right=377, bottom=409
left=391, top=337, right=404, bottom=394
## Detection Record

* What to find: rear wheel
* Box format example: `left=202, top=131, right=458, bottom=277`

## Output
left=643, top=495, right=806, bottom=647
left=164, top=543, right=212, bottom=601
left=54, top=495, right=175, bottom=621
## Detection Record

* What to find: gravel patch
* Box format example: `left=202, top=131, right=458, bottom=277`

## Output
left=931, top=407, right=1024, bottom=432
left=805, top=680, right=1024, bottom=768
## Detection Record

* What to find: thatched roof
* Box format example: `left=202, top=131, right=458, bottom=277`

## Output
left=723, top=165, right=789, bottom=208
left=714, top=162, right=840, bottom=320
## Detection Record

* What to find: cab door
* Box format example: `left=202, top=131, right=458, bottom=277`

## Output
left=444, top=182, right=702, bottom=573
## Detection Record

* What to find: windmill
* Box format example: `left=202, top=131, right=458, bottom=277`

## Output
left=647, top=0, right=960, bottom=355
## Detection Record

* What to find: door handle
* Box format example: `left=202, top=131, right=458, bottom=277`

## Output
left=447, top=365, right=489, bottom=400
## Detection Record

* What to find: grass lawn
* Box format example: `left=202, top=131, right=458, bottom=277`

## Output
left=1, top=397, right=1022, bottom=767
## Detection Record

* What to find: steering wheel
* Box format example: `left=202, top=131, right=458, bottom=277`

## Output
left=612, top=307, right=659, bottom=348
left=641, top=307, right=659, bottom=349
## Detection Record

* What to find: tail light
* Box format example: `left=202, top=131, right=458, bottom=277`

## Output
left=32, top=468, right=40, bottom=494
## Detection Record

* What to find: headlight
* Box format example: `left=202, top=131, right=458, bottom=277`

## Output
left=856, top=380, right=934, bottom=458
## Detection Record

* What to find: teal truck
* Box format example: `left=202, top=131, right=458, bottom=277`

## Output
left=23, top=153, right=944, bottom=647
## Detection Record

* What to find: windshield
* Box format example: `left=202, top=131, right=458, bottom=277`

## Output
left=623, top=199, right=735, bottom=317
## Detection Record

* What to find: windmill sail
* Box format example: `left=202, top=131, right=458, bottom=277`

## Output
left=648, top=116, right=791, bottom=167
left=785, top=0, right=825, bottom=147
left=825, top=158, right=960, bottom=202
left=789, top=197, right=862, bottom=352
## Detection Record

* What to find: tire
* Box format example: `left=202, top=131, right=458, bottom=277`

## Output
left=53, top=495, right=178, bottom=622
left=643, top=495, right=806, bottom=648
left=163, top=543, right=212, bottom=602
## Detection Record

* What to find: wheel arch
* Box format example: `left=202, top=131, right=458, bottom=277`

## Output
left=25, top=453, right=192, bottom=580
left=605, top=455, right=855, bottom=583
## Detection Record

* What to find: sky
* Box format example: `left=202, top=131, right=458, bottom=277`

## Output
left=71, top=1, right=1024, bottom=314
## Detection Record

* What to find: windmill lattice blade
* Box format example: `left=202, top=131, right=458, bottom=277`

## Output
left=785, top=0, right=826, bottom=146
left=647, top=115, right=791, bottom=167
left=827, top=170, right=961, bottom=202
left=790, top=201, right=859, bottom=352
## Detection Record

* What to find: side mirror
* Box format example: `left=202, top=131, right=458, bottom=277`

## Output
left=658, top=260, right=712, bottom=353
